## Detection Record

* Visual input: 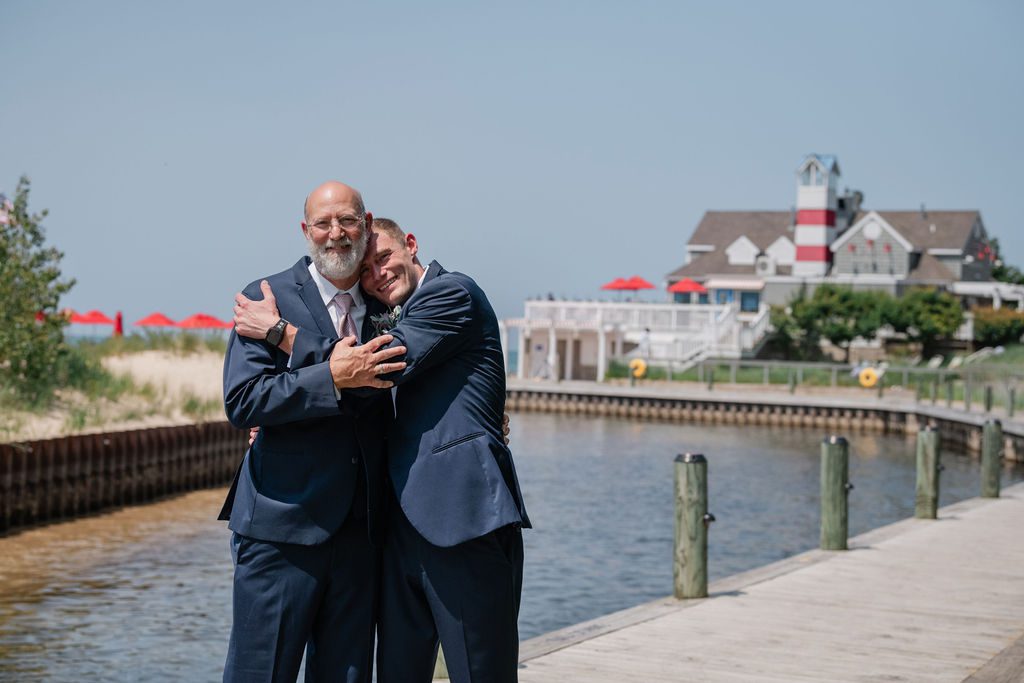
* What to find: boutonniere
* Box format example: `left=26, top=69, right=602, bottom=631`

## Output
left=370, top=305, right=402, bottom=336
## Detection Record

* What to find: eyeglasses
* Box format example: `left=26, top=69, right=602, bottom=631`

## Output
left=308, top=215, right=365, bottom=233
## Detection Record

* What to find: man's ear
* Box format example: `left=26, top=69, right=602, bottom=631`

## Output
left=300, top=221, right=309, bottom=240
left=405, top=232, right=419, bottom=258
left=365, top=212, right=373, bottom=230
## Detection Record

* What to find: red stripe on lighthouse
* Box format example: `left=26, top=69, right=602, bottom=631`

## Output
left=796, top=246, right=830, bottom=261
left=796, top=209, right=835, bottom=225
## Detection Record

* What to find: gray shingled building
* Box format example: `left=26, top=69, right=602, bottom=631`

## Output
left=666, top=157, right=1005, bottom=310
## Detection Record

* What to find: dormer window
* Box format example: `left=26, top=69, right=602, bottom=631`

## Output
left=800, top=162, right=826, bottom=186
left=725, top=236, right=759, bottom=265
left=797, top=154, right=841, bottom=191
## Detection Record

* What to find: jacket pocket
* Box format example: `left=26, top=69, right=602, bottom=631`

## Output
left=431, top=431, right=485, bottom=454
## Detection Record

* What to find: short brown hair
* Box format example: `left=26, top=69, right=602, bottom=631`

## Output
left=371, top=217, right=405, bottom=241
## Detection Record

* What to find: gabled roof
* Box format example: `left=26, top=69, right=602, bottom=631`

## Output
left=798, top=154, right=840, bottom=176
left=876, top=211, right=980, bottom=250
left=830, top=212, right=915, bottom=253
left=687, top=211, right=793, bottom=251
left=668, top=211, right=794, bottom=280
left=668, top=208, right=983, bottom=281
left=906, top=253, right=956, bottom=283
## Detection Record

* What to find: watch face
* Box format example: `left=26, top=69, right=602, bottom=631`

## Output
left=266, top=320, right=285, bottom=345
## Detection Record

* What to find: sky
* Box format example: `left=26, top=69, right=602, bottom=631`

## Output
left=2, top=1, right=1023, bottom=327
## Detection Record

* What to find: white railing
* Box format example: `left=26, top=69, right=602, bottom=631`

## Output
left=510, top=300, right=773, bottom=360
left=739, top=306, right=771, bottom=350
left=522, top=300, right=731, bottom=332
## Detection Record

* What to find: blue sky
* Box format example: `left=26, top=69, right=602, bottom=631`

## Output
left=2, top=1, right=1022, bottom=325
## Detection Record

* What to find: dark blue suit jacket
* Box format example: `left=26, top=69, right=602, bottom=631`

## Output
left=219, top=257, right=392, bottom=546
left=291, top=261, right=531, bottom=547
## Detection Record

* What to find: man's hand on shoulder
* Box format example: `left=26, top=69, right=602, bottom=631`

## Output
left=234, top=281, right=288, bottom=344
left=330, top=335, right=407, bottom=389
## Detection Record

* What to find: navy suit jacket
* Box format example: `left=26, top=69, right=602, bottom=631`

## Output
left=219, top=257, right=392, bottom=546
left=291, top=261, right=531, bottom=547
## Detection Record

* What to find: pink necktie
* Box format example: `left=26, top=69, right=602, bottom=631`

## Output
left=335, top=292, right=358, bottom=340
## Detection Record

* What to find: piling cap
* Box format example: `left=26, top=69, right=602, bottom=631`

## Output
left=675, top=453, right=706, bottom=464
left=824, top=435, right=848, bottom=446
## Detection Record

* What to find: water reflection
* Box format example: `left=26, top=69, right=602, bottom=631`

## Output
left=0, top=415, right=1020, bottom=680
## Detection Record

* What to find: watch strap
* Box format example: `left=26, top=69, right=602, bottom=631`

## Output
left=265, top=318, right=288, bottom=347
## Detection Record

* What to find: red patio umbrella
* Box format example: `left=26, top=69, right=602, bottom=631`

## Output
left=176, top=313, right=232, bottom=329
left=73, top=310, right=115, bottom=325
left=134, top=312, right=177, bottom=327
left=600, top=277, right=631, bottom=291
left=623, top=276, right=655, bottom=291
left=667, top=278, right=708, bottom=294
left=114, top=311, right=124, bottom=337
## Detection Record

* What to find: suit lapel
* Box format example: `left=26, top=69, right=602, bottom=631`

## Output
left=401, top=261, right=447, bottom=319
left=423, top=260, right=446, bottom=285
left=294, top=258, right=339, bottom=339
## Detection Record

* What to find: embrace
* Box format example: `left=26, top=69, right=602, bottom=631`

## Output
left=219, top=180, right=531, bottom=683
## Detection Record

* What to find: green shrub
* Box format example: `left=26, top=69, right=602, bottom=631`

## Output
left=973, top=307, right=1024, bottom=347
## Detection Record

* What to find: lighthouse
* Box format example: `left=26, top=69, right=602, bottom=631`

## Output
left=792, top=154, right=840, bottom=277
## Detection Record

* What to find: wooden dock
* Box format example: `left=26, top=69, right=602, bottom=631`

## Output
left=515, top=482, right=1024, bottom=682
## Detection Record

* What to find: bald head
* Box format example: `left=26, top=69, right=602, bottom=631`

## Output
left=301, top=180, right=371, bottom=288
left=303, top=181, right=365, bottom=222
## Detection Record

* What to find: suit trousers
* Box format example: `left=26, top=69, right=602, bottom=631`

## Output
left=376, top=502, right=524, bottom=683
left=224, top=511, right=379, bottom=683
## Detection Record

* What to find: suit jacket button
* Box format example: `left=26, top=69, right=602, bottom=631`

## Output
left=351, top=457, right=358, bottom=465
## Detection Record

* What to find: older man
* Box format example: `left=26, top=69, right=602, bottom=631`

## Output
left=235, top=214, right=531, bottom=683
left=220, top=181, right=406, bottom=683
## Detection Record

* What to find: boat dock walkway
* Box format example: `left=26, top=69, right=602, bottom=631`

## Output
left=505, top=378, right=1024, bottom=463
left=507, top=377, right=1024, bottom=434
left=514, top=482, right=1024, bottom=682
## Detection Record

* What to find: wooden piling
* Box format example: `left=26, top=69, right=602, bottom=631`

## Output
left=820, top=436, right=851, bottom=551
left=982, top=420, right=1002, bottom=498
left=674, top=453, right=711, bottom=599
left=915, top=426, right=940, bottom=519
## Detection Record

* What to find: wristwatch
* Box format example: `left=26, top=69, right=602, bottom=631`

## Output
left=265, top=318, right=289, bottom=347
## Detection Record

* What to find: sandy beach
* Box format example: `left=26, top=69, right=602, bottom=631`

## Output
left=102, top=350, right=223, bottom=402
left=1, top=350, right=226, bottom=443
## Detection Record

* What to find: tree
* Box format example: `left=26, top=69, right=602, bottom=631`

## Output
left=0, top=176, right=76, bottom=405
left=990, top=237, right=1024, bottom=285
left=805, top=285, right=891, bottom=362
left=886, top=288, right=964, bottom=358
left=773, top=284, right=889, bottom=362
left=769, top=283, right=824, bottom=360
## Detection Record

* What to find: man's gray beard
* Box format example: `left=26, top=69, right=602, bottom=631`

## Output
left=307, top=236, right=366, bottom=281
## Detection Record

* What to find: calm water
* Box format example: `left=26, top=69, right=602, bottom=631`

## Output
left=1, top=413, right=1021, bottom=681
